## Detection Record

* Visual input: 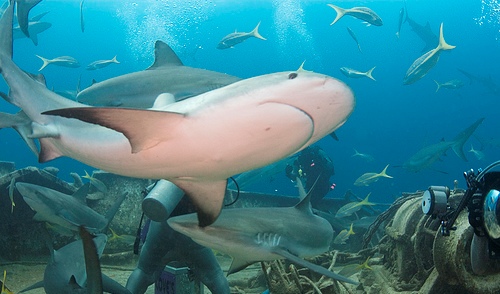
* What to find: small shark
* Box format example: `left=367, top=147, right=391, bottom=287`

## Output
left=19, top=233, right=130, bottom=294
left=340, top=66, right=376, bottom=81
left=404, top=13, right=438, bottom=52
left=16, top=182, right=126, bottom=234
left=216, top=21, right=266, bottom=49
left=13, top=11, right=51, bottom=45
left=327, top=4, right=383, bottom=26
left=403, top=118, right=484, bottom=172
left=403, top=23, right=455, bottom=85
left=168, top=179, right=358, bottom=285
left=15, top=0, right=42, bottom=38
left=77, top=40, right=241, bottom=108
left=457, top=68, right=500, bottom=97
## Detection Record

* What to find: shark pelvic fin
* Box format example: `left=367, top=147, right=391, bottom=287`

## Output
left=228, top=258, right=253, bottom=276
left=39, top=137, right=63, bottom=162
left=173, top=179, right=227, bottom=227
left=43, top=107, right=186, bottom=153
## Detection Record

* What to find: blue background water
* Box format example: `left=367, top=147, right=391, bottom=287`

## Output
left=1, top=0, right=499, bottom=204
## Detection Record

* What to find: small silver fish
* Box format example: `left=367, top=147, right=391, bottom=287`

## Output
left=396, top=6, right=406, bottom=39
left=217, top=21, right=266, bottom=49
left=434, top=79, right=464, bottom=92
left=340, top=66, right=376, bottom=81
left=86, top=56, right=120, bottom=70
left=36, top=55, right=80, bottom=71
left=346, top=27, right=362, bottom=52
left=328, top=4, right=383, bottom=26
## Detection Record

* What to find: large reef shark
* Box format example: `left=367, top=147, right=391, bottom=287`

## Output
left=76, top=40, right=241, bottom=108
left=16, top=182, right=126, bottom=234
left=168, top=179, right=357, bottom=285
left=0, top=3, right=354, bottom=226
left=19, top=233, right=131, bottom=294
left=403, top=118, right=484, bottom=172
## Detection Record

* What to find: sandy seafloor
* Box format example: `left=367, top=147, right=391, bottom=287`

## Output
left=2, top=254, right=267, bottom=294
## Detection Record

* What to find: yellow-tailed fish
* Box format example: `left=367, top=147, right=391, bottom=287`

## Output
left=333, top=223, right=355, bottom=244
left=354, top=164, right=393, bottom=186
left=337, top=257, right=372, bottom=277
left=1, top=270, right=13, bottom=294
left=82, top=170, right=108, bottom=193
left=335, top=193, right=375, bottom=218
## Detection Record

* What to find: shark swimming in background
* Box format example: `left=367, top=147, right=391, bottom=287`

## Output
left=19, top=233, right=131, bottom=294
left=0, top=2, right=354, bottom=226
left=404, top=12, right=438, bottom=53
left=13, top=11, right=51, bottom=45
left=77, top=40, right=241, bottom=108
left=168, top=179, right=358, bottom=285
left=403, top=118, right=484, bottom=172
left=16, top=182, right=126, bottom=234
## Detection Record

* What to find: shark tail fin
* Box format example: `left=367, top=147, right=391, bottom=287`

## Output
left=36, top=55, right=51, bottom=71
left=366, top=66, right=376, bottom=81
left=112, top=55, right=119, bottom=64
left=327, top=4, right=346, bottom=25
left=379, top=164, right=393, bottom=179
left=438, top=23, right=455, bottom=51
left=434, top=80, right=441, bottom=92
left=451, top=118, right=485, bottom=161
left=0, top=0, right=14, bottom=59
left=251, top=21, right=266, bottom=41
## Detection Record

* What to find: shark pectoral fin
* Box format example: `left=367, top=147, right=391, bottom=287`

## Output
left=43, top=107, right=186, bottom=153
left=271, top=248, right=359, bottom=285
left=228, top=258, right=253, bottom=276
left=18, top=280, right=44, bottom=293
left=173, top=179, right=227, bottom=227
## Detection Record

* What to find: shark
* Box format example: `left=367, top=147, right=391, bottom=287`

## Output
left=0, top=3, right=354, bottom=226
left=403, top=118, right=484, bottom=172
left=77, top=40, right=241, bottom=108
left=404, top=13, right=438, bottom=52
left=16, top=182, right=126, bottom=234
left=14, top=0, right=42, bottom=38
left=167, top=179, right=358, bottom=285
left=19, top=233, right=131, bottom=294
left=457, top=68, right=500, bottom=97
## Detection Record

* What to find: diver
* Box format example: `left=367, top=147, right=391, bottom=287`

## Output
left=285, top=145, right=335, bottom=209
left=126, top=181, right=230, bottom=294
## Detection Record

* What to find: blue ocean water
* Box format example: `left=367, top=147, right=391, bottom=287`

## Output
left=0, top=0, right=499, bottom=205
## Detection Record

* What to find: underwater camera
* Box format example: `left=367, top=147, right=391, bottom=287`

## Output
left=422, top=160, right=500, bottom=258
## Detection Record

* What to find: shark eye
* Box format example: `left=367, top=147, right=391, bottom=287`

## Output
left=288, top=72, right=298, bottom=79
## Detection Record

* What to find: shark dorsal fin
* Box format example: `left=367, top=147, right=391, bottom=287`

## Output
left=148, top=40, right=183, bottom=70
left=72, top=183, right=90, bottom=204
left=294, top=177, right=319, bottom=214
